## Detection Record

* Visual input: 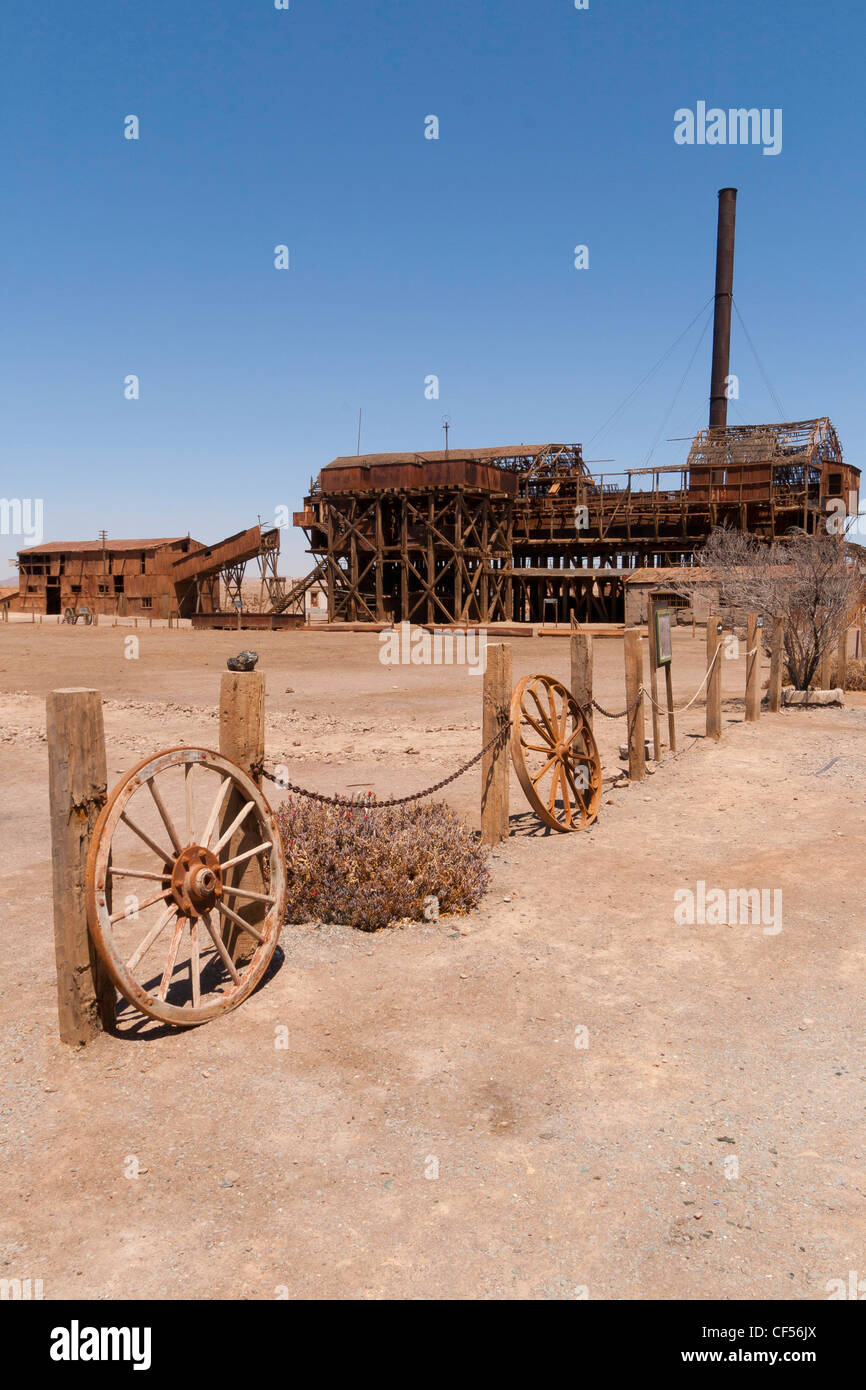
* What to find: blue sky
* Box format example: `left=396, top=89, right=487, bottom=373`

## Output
left=2, top=0, right=864, bottom=578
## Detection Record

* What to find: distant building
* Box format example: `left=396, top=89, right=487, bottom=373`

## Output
left=13, top=536, right=208, bottom=618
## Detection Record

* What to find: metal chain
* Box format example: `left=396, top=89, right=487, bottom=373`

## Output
left=261, top=716, right=511, bottom=809
left=591, top=692, right=644, bottom=720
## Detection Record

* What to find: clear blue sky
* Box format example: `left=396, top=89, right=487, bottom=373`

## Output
left=2, top=0, right=864, bottom=579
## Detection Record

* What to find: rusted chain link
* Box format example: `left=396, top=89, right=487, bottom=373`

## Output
left=591, top=692, right=644, bottom=720
left=261, top=716, right=511, bottom=809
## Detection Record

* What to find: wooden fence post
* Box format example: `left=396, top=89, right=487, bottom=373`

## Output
left=481, top=643, right=512, bottom=843
left=646, top=600, right=662, bottom=761
left=768, top=616, right=785, bottom=713
left=219, top=671, right=266, bottom=959
left=745, top=614, right=761, bottom=723
left=706, top=616, right=723, bottom=740
left=623, top=628, right=645, bottom=781
left=819, top=647, right=834, bottom=691
left=837, top=629, right=848, bottom=691
left=46, top=689, right=115, bottom=1044
left=570, top=631, right=593, bottom=729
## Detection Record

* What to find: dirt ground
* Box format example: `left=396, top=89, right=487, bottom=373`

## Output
left=1, top=621, right=864, bottom=1300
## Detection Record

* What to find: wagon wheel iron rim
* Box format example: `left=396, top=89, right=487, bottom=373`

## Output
left=85, top=746, right=287, bottom=1026
left=509, top=674, right=602, bottom=832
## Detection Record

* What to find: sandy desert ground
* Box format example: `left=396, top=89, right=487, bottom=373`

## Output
left=0, top=620, right=864, bottom=1300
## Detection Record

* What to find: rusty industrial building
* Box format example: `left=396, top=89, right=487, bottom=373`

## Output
left=293, top=189, right=859, bottom=625
left=8, top=190, right=860, bottom=627
left=293, top=422, right=859, bottom=625
left=11, top=524, right=300, bottom=623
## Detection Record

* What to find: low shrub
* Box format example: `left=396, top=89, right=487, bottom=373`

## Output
left=274, top=795, right=490, bottom=931
left=845, top=658, right=866, bottom=691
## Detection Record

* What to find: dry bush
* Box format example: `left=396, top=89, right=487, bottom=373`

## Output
left=275, top=795, right=490, bottom=931
left=844, top=658, right=866, bottom=691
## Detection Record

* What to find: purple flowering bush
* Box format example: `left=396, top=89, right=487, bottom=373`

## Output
left=274, top=795, right=490, bottom=931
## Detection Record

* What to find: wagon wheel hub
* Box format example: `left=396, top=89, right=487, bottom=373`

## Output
left=170, top=845, right=223, bottom=917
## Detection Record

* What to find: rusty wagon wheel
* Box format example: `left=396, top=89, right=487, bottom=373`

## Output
left=85, top=747, right=287, bottom=1027
left=509, top=674, right=602, bottom=832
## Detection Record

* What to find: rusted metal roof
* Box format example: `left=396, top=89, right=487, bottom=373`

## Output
left=624, top=567, right=717, bottom=584
left=17, top=537, right=187, bottom=555
left=324, top=446, right=561, bottom=469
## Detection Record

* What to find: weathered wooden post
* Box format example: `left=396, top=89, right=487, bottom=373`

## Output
left=481, top=642, right=512, bottom=843
left=837, top=629, right=848, bottom=692
left=623, top=628, right=645, bottom=781
left=219, top=671, right=266, bottom=959
left=745, top=614, right=761, bottom=723
left=570, top=631, right=593, bottom=729
left=664, top=657, right=677, bottom=754
left=768, top=616, right=785, bottom=713
left=819, top=647, right=834, bottom=691
left=646, top=600, right=662, bottom=761
left=46, top=689, right=115, bottom=1044
left=706, top=616, right=723, bottom=740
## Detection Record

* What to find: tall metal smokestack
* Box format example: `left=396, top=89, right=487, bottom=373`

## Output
left=709, top=187, right=737, bottom=431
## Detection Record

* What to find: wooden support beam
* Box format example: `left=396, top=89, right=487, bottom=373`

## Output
left=219, top=672, right=266, bottom=961
left=570, top=631, right=593, bottom=730
left=819, top=646, right=834, bottom=691
left=647, top=599, right=662, bottom=761
left=768, top=616, right=785, bottom=712
left=745, top=613, right=761, bottom=723
left=623, top=628, right=645, bottom=781
left=47, top=688, right=115, bottom=1044
left=837, top=628, right=848, bottom=692
left=706, top=616, right=723, bottom=740
left=481, top=643, right=512, bottom=844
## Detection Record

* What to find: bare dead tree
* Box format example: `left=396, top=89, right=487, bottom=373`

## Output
left=673, top=527, right=865, bottom=689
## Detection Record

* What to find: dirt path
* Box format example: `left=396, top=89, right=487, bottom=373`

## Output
left=1, top=625, right=864, bottom=1299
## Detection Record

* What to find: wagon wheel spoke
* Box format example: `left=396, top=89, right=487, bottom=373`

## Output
left=108, top=866, right=172, bottom=883
left=203, top=910, right=241, bottom=985
left=120, top=812, right=172, bottom=864
left=109, top=886, right=171, bottom=923
left=184, top=764, right=196, bottom=844
left=521, top=708, right=556, bottom=748
left=562, top=759, right=588, bottom=819
left=558, top=764, right=574, bottom=827
left=190, top=919, right=201, bottom=1008
left=526, top=687, right=558, bottom=743
left=200, top=776, right=232, bottom=849
left=158, top=915, right=186, bottom=1001
left=522, top=740, right=552, bottom=753
left=216, top=899, right=266, bottom=944
left=547, top=684, right=566, bottom=740
left=221, top=883, right=277, bottom=905
left=530, top=753, right=558, bottom=787
left=220, top=840, right=273, bottom=872
left=127, top=904, right=177, bottom=973
left=147, top=777, right=183, bottom=854
left=212, top=800, right=255, bottom=855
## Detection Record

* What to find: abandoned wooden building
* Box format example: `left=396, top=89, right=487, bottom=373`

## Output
left=293, top=419, right=860, bottom=625
left=12, top=524, right=290, bottom=620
